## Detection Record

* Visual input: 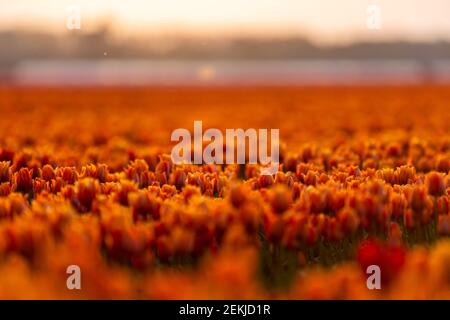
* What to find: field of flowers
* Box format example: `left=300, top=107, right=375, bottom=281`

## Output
left=0, top=86, right=449, bottom=299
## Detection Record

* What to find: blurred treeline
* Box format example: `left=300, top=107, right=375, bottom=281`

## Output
left=2, top=27, right=450, bottom=69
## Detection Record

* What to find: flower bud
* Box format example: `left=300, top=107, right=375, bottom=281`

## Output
left=426, top=172, right=446, bottom=197
left=410, top=186, right=428, bottom=213
left=41, top=164, right=55, bottom=181
left=269, top=185, right=292, bottom=214
left=0, top=161, right=11, bottom=183
left=437, top=215, right=449, bottom=236
left=229, top=184, right=247, bottom=208
left=14, top=168, right=33, bottom=195
left=337, top=206, right=360, bottom=235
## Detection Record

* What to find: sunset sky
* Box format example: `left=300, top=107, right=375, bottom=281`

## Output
left=1, top=0, right=450, bottom=44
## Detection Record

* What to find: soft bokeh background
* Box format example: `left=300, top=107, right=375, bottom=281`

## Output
left=2, top=0, right=450, bottom=85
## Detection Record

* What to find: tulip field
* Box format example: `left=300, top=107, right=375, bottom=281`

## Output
left=0, top=85, right=449, bottom=299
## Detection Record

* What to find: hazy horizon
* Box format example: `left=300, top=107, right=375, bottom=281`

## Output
left=3, top=1, right=450, bottom=86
